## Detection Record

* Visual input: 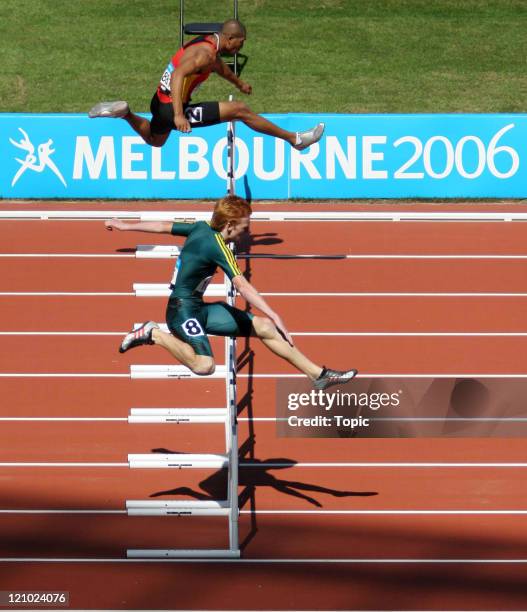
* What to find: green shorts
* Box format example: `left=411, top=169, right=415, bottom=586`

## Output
left=166, top=297, right=255, bottom=357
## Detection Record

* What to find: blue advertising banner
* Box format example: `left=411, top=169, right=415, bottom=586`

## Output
left=1, top=113, right=526, bottom=199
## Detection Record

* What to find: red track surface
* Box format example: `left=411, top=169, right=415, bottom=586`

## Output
left=2, top=202, right=527, bottom=610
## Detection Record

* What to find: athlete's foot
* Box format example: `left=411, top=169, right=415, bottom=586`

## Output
left=119, top=321, right=159, bottom=353
left=88, top=101, right=130, bottom=119
left=293, top=122, right=325, bottom=150
left=313, top=366, right=358, bottom=391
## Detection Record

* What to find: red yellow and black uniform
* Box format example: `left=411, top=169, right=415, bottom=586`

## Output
left=150, top=36, right=221, bottom=135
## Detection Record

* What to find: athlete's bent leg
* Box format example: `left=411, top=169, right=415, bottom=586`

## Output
left=251, top=316, right=322, bottom=380
left=123, top=112, right=170, bottom=148
left=219, top=101, right=297, bottom=145
left=152, top=328, right=215, bottom=375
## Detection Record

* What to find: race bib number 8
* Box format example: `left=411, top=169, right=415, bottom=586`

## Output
left=182, top=318, right=204, bottom=337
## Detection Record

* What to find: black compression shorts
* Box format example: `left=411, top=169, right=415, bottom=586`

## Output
left=150, top=94, right=221, bottom=135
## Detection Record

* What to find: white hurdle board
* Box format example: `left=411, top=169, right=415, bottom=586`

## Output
left=136, top=245, right=180, bottom=259
left=128, top=453, right=228, bottom=469
left=130, top=364, right=228, bottom=379
left=128, top=408, right=228, bottom=424
left=133, top=283, right=228, bottom=297
left=126, top=499, right=230, bottom=517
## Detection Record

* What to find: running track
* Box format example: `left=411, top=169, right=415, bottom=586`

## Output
left=1, top=201, right=527, bottom=610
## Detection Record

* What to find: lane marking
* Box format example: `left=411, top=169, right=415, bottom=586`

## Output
left=0, top=509, right=525, bottom=515
left=0, top=510, right=126, bottom=514
left=3, top=373, right=527, bottom=379
left=5, top=291, right=527, bottom=298
left=5, top=252, right=527, bottom=260
left=4, top=331, right=527, bottom=338
left=0, top=254, right=134, bottom=258
left=261, top=292, right=527, bottom=297
left=4, top=209, right=527, bottom=222
left=0, top=292, right=134, bottom=296
left=0, top=557, right=526, bottom=564
left=0, top=374, right=129, bottom=378
left=243, top=462, right=527, bottom=468
left=0, top=417, right=525, bottom=424
left=0, top=463, right=128, bottom=467
left=0, top=462, right=527, bottom=468
left=0, top=418, right=127, bottom=422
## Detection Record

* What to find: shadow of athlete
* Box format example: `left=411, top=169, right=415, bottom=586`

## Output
left=149, top=456, right=378, bottom=508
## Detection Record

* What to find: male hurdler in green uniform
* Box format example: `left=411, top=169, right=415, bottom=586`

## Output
left=105, top=196, right=357, bottom=390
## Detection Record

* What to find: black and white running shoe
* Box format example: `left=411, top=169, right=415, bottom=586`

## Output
left=313, top=366, right=358, bottom=391
left=119, top=321, right=159, bottom=354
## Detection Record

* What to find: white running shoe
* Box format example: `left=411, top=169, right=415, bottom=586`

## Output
left=88, top=101, right=130, bottom=118
left=294, top=122, right=325, bottom=150
left=313, top=366, right=358, bottom=390
left=119, top=321, right=159, bottom=354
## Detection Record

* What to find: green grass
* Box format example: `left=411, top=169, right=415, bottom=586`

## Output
left=1, top=0, right=526, bottom=114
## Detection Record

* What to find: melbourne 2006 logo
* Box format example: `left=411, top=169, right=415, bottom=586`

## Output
left=9, top=128, right=67, bottom=188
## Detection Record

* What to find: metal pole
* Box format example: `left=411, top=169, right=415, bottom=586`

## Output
left=226, top=249, right=239, bottom=554
left=227, top=95, right=236, bottom=195
left=179, top=0, right=184, bottom=48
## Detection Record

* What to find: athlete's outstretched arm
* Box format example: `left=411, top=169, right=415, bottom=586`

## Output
left=233, top=274, right=293, bottom=345
left=105, top=219, right=174, bottom=233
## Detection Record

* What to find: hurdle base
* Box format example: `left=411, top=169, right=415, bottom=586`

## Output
left=127, top=549, right=240, bottom=559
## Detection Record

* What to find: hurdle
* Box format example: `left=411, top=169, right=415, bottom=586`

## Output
left=126, top=248, right=240, bottom=559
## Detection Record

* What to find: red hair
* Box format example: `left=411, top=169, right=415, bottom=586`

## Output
left=210, top=195, right=252, bottom=231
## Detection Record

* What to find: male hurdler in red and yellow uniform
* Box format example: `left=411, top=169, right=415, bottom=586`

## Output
left=89, top=20, right=324, bottom=150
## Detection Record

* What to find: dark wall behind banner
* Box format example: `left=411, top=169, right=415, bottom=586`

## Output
left=276, top=377, right=527, bottom=438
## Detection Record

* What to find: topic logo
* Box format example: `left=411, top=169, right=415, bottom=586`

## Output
left=9, top=128, right=67, bottom=188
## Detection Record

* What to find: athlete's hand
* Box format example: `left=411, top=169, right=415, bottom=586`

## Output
left=238, top=81, right=252, bottom=95
left=174, top=113, right=191, bottom=133
left=105, top=218, right=123, bottom=231
left=272, top=315, right=294, bottom=347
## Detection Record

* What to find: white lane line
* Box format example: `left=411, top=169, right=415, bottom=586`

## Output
left=6, top=252, right=527, bottom=260
left=0, top=374, right=129, bottom=378
left=0, top=332, right=124, bottom=336
left=0, top=417, right=524, bottom=424
left=0, top=292, right=134, bottom=296
left=4, top=291, right=527, bottom=297
left=2, top=373, right=527, bottom=379
left=0, top=254, right=134, bottom=258
left=0, top=509, right=526, bottom=515
left=3, top=209, right=527, bottom=222
left=241, top=462, right=527, bottom=468
left=0, top=418, right=127, bottom=422
left=0, top=463, right=128, bottom=467
left=1, top=462, right=527, bottom=469
left=292, top=332, right=527, bottom=337
left=4, top=331, right=527, bottom=337
left=261, top=292, right=527, bottom=297
left=0, top=557, right=526, bottom=564
left=0, top=510, right=126, bottom=514
left=242, top=373, right=527, bottom=378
